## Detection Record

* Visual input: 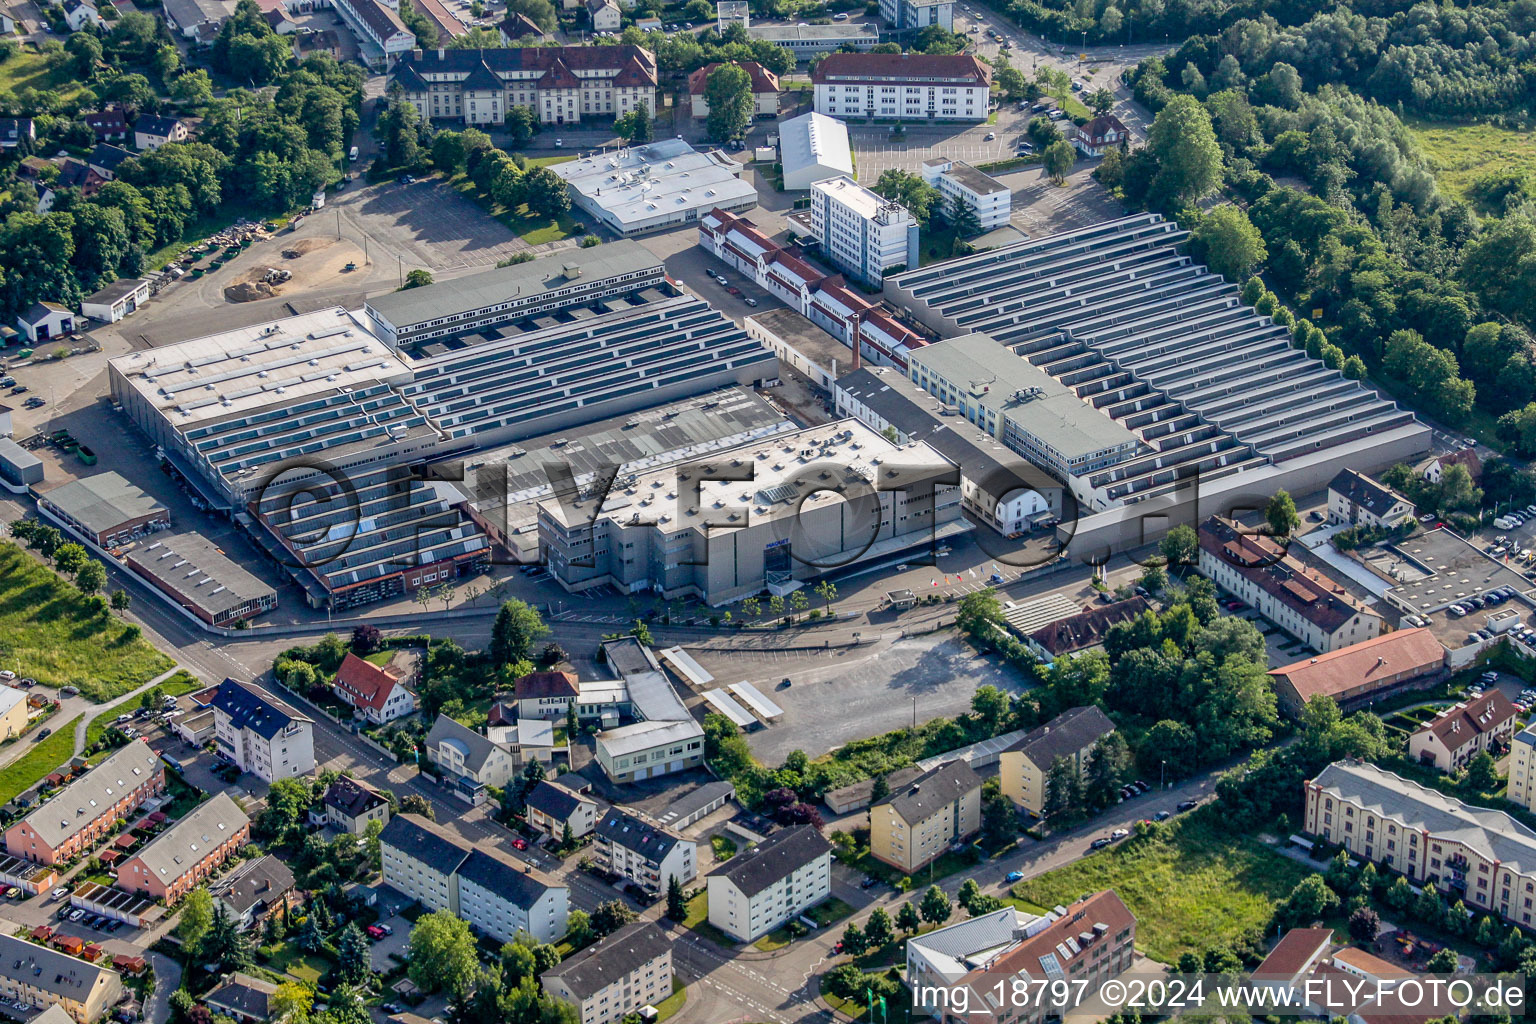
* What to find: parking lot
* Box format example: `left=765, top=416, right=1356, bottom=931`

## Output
left=688, top=632, right=1030, bottom=764
left=332, top=179, right=544, bottom=273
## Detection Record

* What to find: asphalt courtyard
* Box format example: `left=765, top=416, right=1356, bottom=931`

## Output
left=688, top=632, right=1027, bottom=764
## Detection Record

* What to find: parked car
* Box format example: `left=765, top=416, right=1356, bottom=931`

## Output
left=1153, top=810, right=1171, bottom=821
left=1177, top=800, right=1198, bottom=812
left=366, top=924, right=388, bottom=940
left=68, top=909, right=84, bottom=921
left=1090, top=837, right=1113, bottom=850
left=510, top=837, right=529, bottom=850
left=1110, top=828, right=1130, bottom=840
left=1005, top=870, right=1024, bottom=882
left=50, top=888, right=68, bottom=901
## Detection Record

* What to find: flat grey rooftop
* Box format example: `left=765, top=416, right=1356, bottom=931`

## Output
left=748, top=307, right=853, bottom=371
left=39, top=471, right=164, bottom=535
left=364, top=240, right=662, bottom=329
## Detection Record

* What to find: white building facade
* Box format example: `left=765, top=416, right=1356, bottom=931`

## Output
left=810, top=176, right=919, bottom=287
left=211, top=681, right=315, bottom=783
left=811, top=52, right=990, bottom=122
left=920, top=158, right=1011, bottom=231
left=706, top=825, right=832, bottom=942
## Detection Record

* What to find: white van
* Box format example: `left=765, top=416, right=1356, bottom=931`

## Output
left=349, top=145, right=360, bottom=162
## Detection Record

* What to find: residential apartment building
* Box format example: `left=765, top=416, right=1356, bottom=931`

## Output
left=4, top=740, right=164, bottom=871
left=0, top=934, right=125, bottom=1023
left=540, top=922, right=673, bottom=1024
left=1266, top=628, right=1446, bottom=719
left=1197, top=516, right=1383, bottom=653
left=869, top=760, right=982, bottom=874
left=332, top=653, right=416, bottom=725
left=997, top=706, right=1116, bottom=815
left=706, top=824, right=832, bottom=942
left=115, top=792, right=251, bottom=902
left=688, top=61, right=780, bottom=119
left=1408, top=692, right=1518, bottom=772
left=424, top=714, right=518, bottom=803
left=878, top=0, right=951, bottom=31
left=511, top=670, right=580, bottom=720
left=211, top=680, right=315, bottom=782
left=362, top=239, right=665, bottom=348
left=0, top=690, right=27, bottom=745
left=920, top=157, right=1010, bottom=231
left=1328, top=468, right=1416, bottom=529
left=812, top=52, right=990, bottom=122
left=389, top=45, right=658, bottom=126
left=593, top=808, right=695, bottom=895
left=1306, top=759, right=1536, bottom=928
left=908, top=892, right=1136, bottom=1022
left=379, top=814, right=570, bottom=942
left=208, top=855, right=296, bottom=932
left=1510, top=723, right=1536, bottom=811
left=525, top=780, right=599, bottom=840
left=322, top=776, right=391, bottom=835
left=810, top=176, right=918, bottom=287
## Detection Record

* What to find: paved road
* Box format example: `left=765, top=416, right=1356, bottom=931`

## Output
left=145, top=953, right=182, bottom=1024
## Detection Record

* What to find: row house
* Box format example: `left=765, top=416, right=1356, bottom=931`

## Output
left=115, top=792, right=250, bottom=902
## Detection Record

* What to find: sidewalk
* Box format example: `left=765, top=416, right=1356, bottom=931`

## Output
left=72, top=664, right=190, bottom=756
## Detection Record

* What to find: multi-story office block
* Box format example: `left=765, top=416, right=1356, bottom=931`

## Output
left=812, top=53, right=989, bottom=122
left=810, top=176, right=918, bottom=287
left=920, top=157, right=1010, bottom=231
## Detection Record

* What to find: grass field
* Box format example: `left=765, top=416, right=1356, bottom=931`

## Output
left=1010, top=815, right=1311, bottom=962
left=0, top=49, right=86, bottom=106
left=0, top=715, right=83, bottom=807
left=0, top=544, right=174, bottom=700
left=1408, top=118, right=1536, bottom=203
left=447, top=171, right=579, bottom=245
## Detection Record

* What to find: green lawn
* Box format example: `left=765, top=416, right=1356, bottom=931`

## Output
left=1408, top=117, right=1536, bottom=204
left=259, top=943, right=332, bottom=987
left=0, top=544, right=174, bottom=699
left=447, top=172, right=579, bottom=245
left=654, top=978, right=687, bottom=1023
left=806, top=897, right=854, bottom=927
left=0, top=715, right=82, bottom=807
left=710, top=835, right=737, bottom=861
left=1010, top=815, right=1311, bottom=962
left=681, top=892, right=734, bottom=947
left=0, top=48, right=86, bottom=106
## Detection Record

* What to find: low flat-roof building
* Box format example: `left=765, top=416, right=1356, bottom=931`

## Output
left=1267, top=629, right=1446, bottom=717
left=124, top=532, right=276, bottom=627
left=921, top=157, right=1010, bottom=231
left=752, top=21, right=878, bottom=56
left=0, top=439, right=44, bottom=489
left=37, top=472, right=168, bottom=549
left=746, top=307, right=854, bottom=390
left=777, top=111, right=852, bottom=190
left=552, top=140, right=757, bottom=236
left=540, top=922, right=673, bottom=1024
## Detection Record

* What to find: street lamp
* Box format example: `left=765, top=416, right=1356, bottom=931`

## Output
left=1160, top=760, right=1166, bottom=790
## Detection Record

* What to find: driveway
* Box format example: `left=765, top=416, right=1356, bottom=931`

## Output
left=145, top=952, right=182, bottom=1024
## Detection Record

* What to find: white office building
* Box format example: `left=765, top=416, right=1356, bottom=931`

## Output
left=552, top=139, right=757, bottom=236
left=921, top=157, right=1011, bottom=231
left=879, top=0, right=951, bottom=30
left=811, top=52, right=990, bottom=122
left=706, top=825, right=832, bottom=942
left=810, top=176, right=919, bottom=287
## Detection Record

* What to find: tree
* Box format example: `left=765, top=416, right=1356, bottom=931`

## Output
left=75, top=560, right=107, bottom=596
left=957, top=878, right=982, bottom=912
left=109, top=589, right=132, bottom=612
left=505, top=106, right=538, bottom=146
left=1159, top=524, right=1198, bottom=570
left=666, top=874, right=686, bottom=921
left=523, top=166, right=570, bottom=218
left=177, top=886, right=214, bottom=956
left=1278, top=874, right=1340, bottom=928
left=172, top=69, right=214, bottom=105
left=873, top=169, right=943, bottom=227
left=864, top=907, right=894, bottom=949
left=336, top=922, right=372, bottom=986
left=53, top=543, right=87, bottom=576
left=919, top=884, right=952, bottom=926
left=408, top=911, right=480, bottom=996
left=1465, top=750, right=1499, bottom=792
left=1087, top=88, right=1115, bottom=115
left=1043, top=755, right=1084, bottom=823
left=946, top=193, right=982, bottom=239
left=815, top=580, right=837, bottom=612
left=401, top=268, right=433, bottom=290
left=400, top=793, right=435, bottom=820
left=705, top=63, right=753, bottom=142
left=896, top=902, right=921, bottom=936
left=1084, top=733, right=1131, bottom=810
left=1043, top=140, right=1076, bottom=184
left=1266, top=489, right=1300, bottom=538
left=614, top=102, right=653, bottom=143
left=1144, top=94, right=1222, bottom=210
left=566, top=909, right=592, bottom=948
left=1425, top=948, right=1460, bottom=973
left=591, top=899, right=636, bottom=937
left=971, top=685, right=1009, bottom=730
left=1349, top=906, right=1381, bottom=942
left=1192, top=205, right=1266, bottom=282
left=271, top=982, right=313, bottom=1023
left=840, top=921, right=867, bottom=956
left=982, top=792, right=1015, bottom=844
left=490, top=599, right=549, bottom=666
left=379, top=92, right=421, bottom=169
